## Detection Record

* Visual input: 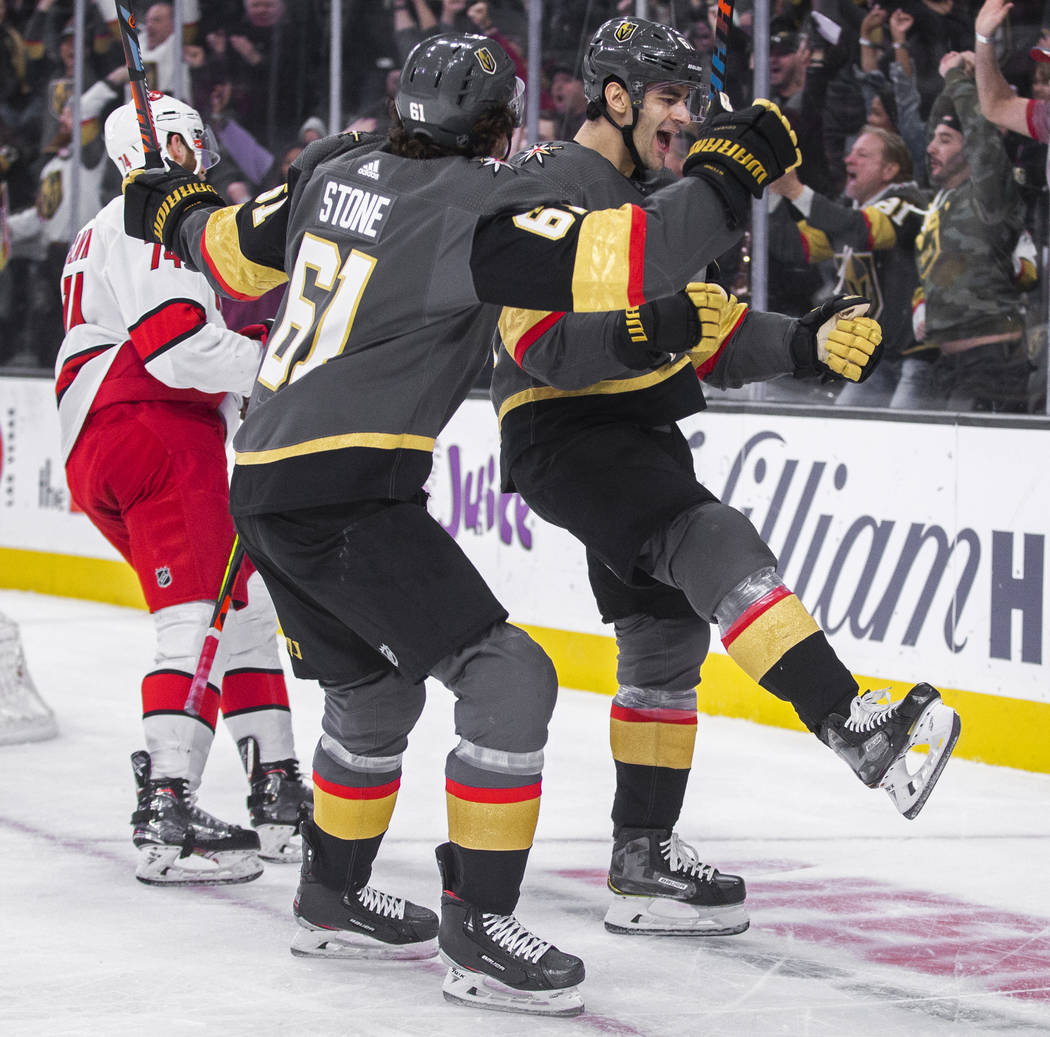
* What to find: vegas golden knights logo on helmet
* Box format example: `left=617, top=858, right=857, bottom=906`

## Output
left=475, top=47, right=497, bottom=74
left=614, top=21, right=638, bottom=42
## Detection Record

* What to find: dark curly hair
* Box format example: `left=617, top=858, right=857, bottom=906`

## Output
left=388, top=106, right=517, bottom=160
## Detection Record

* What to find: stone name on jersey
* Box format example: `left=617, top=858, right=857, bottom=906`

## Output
left=316, top=177, right=395, bottom=242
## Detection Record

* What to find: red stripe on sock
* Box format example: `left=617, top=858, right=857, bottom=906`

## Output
left=141, top=669, right=219, bottom=727
left=610, top=704, right=697, bottom=725
left=721, top=584, right=792, bottom=647
left=313, top=772, right=400, bottom=800
left=220, top=669, right=289, bottom=713
left=445, top=778, right=542, bottom=804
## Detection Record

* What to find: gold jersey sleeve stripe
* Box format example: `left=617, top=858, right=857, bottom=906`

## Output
left=235, top=431, right=436, bottom=466
left=609, top=715, right=697, bottom=769
left=862, top=206, right=898, bottom=250
left=798, top=220, right=834, bottom=264
left=497, top=306, right=563, bottom=364
left=446, top=792, right=540, bottom=851
left=496, top=355, right=694, bottom=425
left=723, top=594, right=820, bottom=683
left=571, top=203, right=646, bottom=311
left=314, top=784, right=398, bottom=840
left=201, top=205, right=289, bottom=301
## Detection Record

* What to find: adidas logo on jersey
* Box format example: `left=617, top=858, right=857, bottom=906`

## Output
left=357, top=160, right=381, bottom=180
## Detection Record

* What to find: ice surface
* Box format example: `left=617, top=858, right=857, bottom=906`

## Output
left=2, top=589, right=1048, bottom=1036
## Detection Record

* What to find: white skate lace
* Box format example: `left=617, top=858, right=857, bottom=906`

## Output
left=845, top=689, right=899, bottom=733
left=356, top=885, right=406, bottom=919
left=481, top=914, right=551, bottom=963
left=661, top=832, right=716, bottom=882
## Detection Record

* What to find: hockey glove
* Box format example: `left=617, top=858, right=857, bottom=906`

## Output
left=123, top=167, right=223, bottom=250
left=683, top=100, right=801, bottom=225
left=607, top=292, right=699, bottom=370
left=791, top=295, right=883, bottom=382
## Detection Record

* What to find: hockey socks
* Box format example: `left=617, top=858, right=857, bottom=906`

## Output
left=608, top=686, right=696, bottom=831
left=220, top=667, right=295, bottom=761
left=140, top=669, right=217, bottom=785
left=716, top=568, right=858, bottom=732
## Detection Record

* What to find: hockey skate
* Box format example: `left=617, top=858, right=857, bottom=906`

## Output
left=436, top=842, right=585, bottom=1017
left=604, top=828, right=749, bottom=936
left=130, top=750, right=263, bottom=885
left=819, top=683, right=961, bottom=819
left=290, top=821, right=438, bottom=959
left=238, top=736, right=313, bottom=862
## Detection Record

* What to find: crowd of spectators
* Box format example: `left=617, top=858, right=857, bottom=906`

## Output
left=0, top=0, right=1046, bottom=413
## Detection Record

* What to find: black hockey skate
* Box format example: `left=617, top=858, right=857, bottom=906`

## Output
left=819, top=683, right=961, bottom=819
left=436, top=842, right=585, bottom=1017
left=130, top=750, right=262, bottom=886
left=605, top=828, right=749, bottom=936
left=238, top=736, right=313, bottom=863
left=290, top=820, right=438, bottom=959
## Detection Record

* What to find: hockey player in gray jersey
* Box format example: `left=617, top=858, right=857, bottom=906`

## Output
left=120, top=31, right=803, bottom=1016
left=492, top=16, right=961, bottom=941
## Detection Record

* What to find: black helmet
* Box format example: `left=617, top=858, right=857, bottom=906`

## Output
left=583, top=18, right=708, bottom=122
left=395, top=33, right=524, bottom=151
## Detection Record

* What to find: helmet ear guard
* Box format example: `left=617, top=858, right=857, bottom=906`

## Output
left=395, top=33, right=521, bottom=152
left=104, top=92, right=220, bottom=176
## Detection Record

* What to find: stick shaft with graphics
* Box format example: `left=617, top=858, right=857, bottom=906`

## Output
left=113, top=2, right=164, bottom=169
left=185, top=537, right=246, bottom=717
left=709, top=0, right=735, bottom=113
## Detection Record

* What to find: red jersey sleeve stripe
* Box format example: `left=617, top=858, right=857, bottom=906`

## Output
left=627, top=203, right=647, bottom=307
left=695, top=309, right=746, bottom=381
left=514, top=311, right=565, bottom=365
left=313, top=773, right=401, bottom=800
left=446, top=778, right=542, bottom=804
left=128, top=299, right=207, bottom=364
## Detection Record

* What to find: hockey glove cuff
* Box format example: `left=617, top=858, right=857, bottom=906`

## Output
left=123, top=167, right=223, bottom=250
left=683, top=100, right=801, bottom=224
left=607, top=292, right=699, bottom=371
left=236, top=320, right=274, bottom=346
left=791, top=295, right=883, bottom=382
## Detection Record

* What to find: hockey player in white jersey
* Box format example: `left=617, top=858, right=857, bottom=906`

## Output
left=55, top=93, right=312, bottom=885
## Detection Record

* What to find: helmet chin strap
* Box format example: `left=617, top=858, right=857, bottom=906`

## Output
left=600, top=104, right=646, bottom=179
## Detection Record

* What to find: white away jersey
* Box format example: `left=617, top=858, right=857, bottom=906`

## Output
left=55, top=196, right=264, bottom=461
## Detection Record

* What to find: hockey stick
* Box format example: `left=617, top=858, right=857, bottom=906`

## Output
left=113, top=2, right=164, bottom=169
left=709, top=0, right=735, bottom=111
left=185, top=536, right=246, bottom=717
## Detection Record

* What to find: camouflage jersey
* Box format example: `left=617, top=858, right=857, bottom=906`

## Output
left=491, top=140, right=803, bottom=488
left=769, top=180, right=928, bottom=366
left=167, top=132, right=745, bottom=515
left=915, top=69, right=1026, bottom=341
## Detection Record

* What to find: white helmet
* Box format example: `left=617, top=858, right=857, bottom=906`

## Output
left=104, top=92, right=220, bottom=176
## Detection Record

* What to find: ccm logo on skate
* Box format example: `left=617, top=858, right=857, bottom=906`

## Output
left=317, top=179, right=394, bottom=241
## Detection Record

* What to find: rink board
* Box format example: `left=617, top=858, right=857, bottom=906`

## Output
left=2, top=376, right=1048, bottom=773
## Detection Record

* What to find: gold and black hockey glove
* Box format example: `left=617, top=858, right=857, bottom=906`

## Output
left=683, top=99, right=801, bottom=225
left=790, top=295, right=883, bottom=382
left=122, top=167, right=223, bottom=250
left=608, top=292, right=700, bottom=371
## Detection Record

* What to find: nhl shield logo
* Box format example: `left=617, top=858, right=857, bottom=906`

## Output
left=155, top=566, right=172, bottom=588
left=615, top=21, right=639, bottom=42
left=378, top=643, right=399, bottom=667
left=475, top=47, right=497, bottom=74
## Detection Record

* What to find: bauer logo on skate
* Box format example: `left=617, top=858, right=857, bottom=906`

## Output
left=316, top=179, right=393, bottom=241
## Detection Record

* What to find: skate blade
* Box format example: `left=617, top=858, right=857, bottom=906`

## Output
left=881, top=700, right=962, bottom=820
left=134, top=845, right=263, bottom=886
left=604, top=894, right=749, bottom=936
left=290, top=922, right=437, bottom=960
left=441, top=963, right=584, bottom=1017
left=255, top=823, right=303, bottom=863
